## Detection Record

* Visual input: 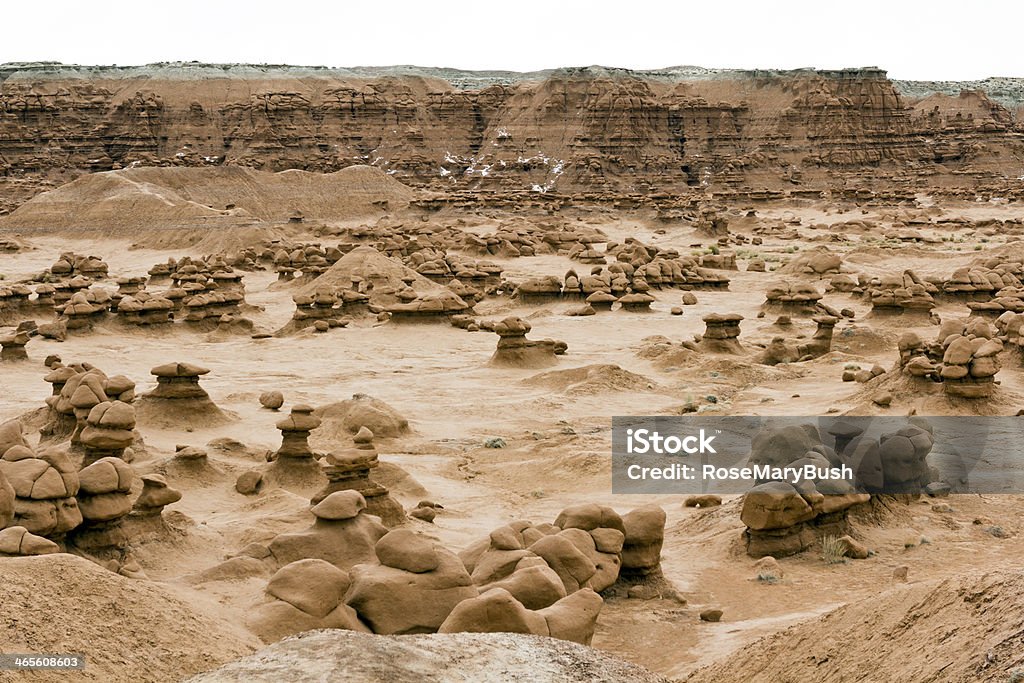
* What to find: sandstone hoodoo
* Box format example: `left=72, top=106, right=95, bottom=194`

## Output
left=385, top=290, right=471, bottom=323
left=264, top=404, right=326, bottom=488
left=488, top=317, right=567, bottom=369
left=0, top=328, right=30, bottom=361
left=70, top=455, right=134, bottom=555
left=115, top=292, right=176, bottom=326
left=265, top=490, right=388, bottom=570
left=79, top=400, right=137, bottom=466
left=137, top=361, right=232, bottom=427
left=149, top=362, right=211, bottom=400
left=0, top=427, right=82, bottom=541
left=896, top=320, right=1004, bottom=398
left=698, top=313, right=744, bottom=353
left=762, top=281, right=824, bottom=316
left=131, top=474, right=183, bottom=517
left=274, top=405, right=321, bottom=461
left=617, top=291, right=656, bottom=312
left=314, top=427, right=405, bottom=527
left=866, top=271, right=937, bottom=317
left=41, top=363, right=137, bottom=448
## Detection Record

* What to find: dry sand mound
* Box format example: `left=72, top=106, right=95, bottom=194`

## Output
left=0, top=554, right=258, bottom=683
left=688, top=569, right=1024, bottom=683
left=523, top=363, right=658, bottom=395
left=313, top=394, right=412, bottom=444
left=300, top=246, right=445, bottom=301
left=0, top=165, right=414, bottom=234
left=186, top=630, right=670, bottom=683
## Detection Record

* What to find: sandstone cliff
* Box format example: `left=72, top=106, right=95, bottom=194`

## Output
left=1, top=62, right=1022, bottom=212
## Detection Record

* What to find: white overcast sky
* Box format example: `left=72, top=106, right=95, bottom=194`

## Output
left=2, top=0, right=1022, bottom=80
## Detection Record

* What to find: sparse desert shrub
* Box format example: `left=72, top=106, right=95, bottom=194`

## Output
left=988, top=525, right=1008, bottom=538
left=756, top=572, right=778, bottom=584
left=1008, top=669, right=1024, bottom=683
left=820, top=535, right=847, bottom=564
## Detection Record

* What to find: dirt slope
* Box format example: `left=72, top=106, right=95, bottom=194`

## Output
left=0, top=554, right=259, bottom=683
left=687, top=570, right=1024, bottom=683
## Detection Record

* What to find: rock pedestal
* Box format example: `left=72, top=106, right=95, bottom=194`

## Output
left=798, top=315, right=839, bottom=358
left=116, top=293, right=175, bottom=325
left=0, top=329, right=30, bottom=361
left=763, top=282, right=823, bottom=316
left=79, top=401, right=136, bottom=466
left=61, top=292, right=106, bottom=330
left=617, top=292, right=655, bottom=312
left=699, top=313, right=743, bottom=353
left=385, top=292, right=471, bottom=323
left=70, top=456, right=134, bottom=553
left=488, top=317, right=566, bottom=368
left=131, top=474, right=182, bottom=517
left=149, top=362, right=211, bottom=399
left=275, top=405, right=321, bottom=460
left=313, top=428, right=405, bottom=527
left=941, top=333, right=1001, bottom=398
left=516, top=276, right=563, bottom=304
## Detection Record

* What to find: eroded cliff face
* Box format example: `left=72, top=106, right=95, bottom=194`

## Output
left=1, top=63, right=1022, bottom=210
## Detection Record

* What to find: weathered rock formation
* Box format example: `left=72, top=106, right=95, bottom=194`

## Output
left=488, top=317, right=567, bottom=368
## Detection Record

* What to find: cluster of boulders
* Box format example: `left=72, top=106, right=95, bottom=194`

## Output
left=149, top=255, right=246, bottom=293
left=864, top=271, right=937, bottom=316
left=516, top=256, right=728, bottom=305
left=267, top=244, right=343, bottom=280
left=941, top=265, right=1021, bottom=300
left=385, top=289, right=472, bottom=322
left=60, top=290, right=112, bottom=329
left=180, top=288, right=245, bottom=325
left=245, top=497, right=667, bottom=645
left=995, top=310, right=1024, bottom=346
left=48, top=252, right=109, bottom=279
left=897, top=319, right=1002, bottom=398
left=967, top=286, right=1024, bottom=315
left=762, top=281, right=824, bottom=315
left=1, top=397, right=180, bottom=567
left=459, top=223, right=605, bottom=260
left=115, top=291, right=176, bottom=325
left=759, top=315, right=838, bottom=365
left=289, top=289, right=345, bottom=330
left=41, top=361, right=137, bottom=451
left=740, top=423, right=876, bottom=557
left=406, top=252, right=502, bottom=286
left=0, top=425, right=82, bottom=542
left=778, top=247, right=842, bottom=275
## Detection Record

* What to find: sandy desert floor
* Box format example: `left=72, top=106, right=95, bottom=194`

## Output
left=2, top=196, right=1024, bottom=682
